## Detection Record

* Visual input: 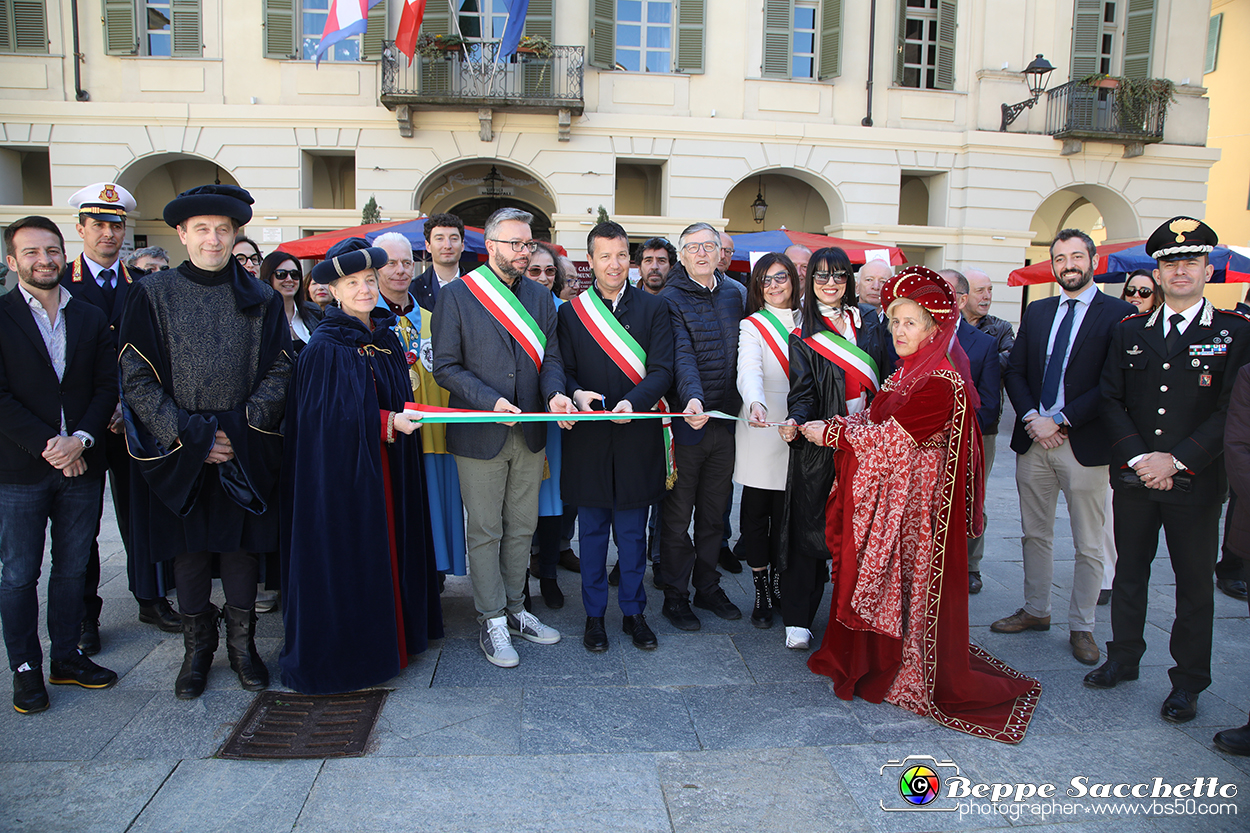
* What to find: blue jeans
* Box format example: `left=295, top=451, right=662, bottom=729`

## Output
left=0, top=472, right=103, bottom=671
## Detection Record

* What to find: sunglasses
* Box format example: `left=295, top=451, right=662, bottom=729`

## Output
left=1123, top=286, right=1153, bottom=298
left=234, top=253, right=263, bottom=266
left=527, top=265, right=557, bottom=277
left=760, top=272, right=790, bottom=286
left=272, top=269, right=300, bottom=281
left=812, top=271, right=849, bottom=286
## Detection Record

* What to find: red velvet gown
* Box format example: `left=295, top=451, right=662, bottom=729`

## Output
left=807, top=364, right=1040, bottom=743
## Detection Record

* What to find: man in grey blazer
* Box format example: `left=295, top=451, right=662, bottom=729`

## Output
left=432, top=207, right=575, bottom=667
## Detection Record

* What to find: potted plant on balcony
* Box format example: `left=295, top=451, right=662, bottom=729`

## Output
left=1080, top=74, right=1176, bottom=129
left=416, top=33, right=466, bottom=60
left=516, top=35, right=554, bottom=59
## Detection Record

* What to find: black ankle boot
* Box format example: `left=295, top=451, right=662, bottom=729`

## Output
left=224, top=605, right=269, bottom=692
left=175, top=605, right=220, bottom=700
left=769, top=566, right=782, bottom=607
left=751, top=570, right=774, bottom=629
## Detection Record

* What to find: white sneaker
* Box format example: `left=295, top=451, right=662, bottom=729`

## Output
left=507, top=610, right=561, bottom=645
left=480, top=616, right=519, bottom=667
left=785, top=626, right=812, bottom=650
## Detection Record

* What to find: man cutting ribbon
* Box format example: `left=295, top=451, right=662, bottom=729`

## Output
left=431, top=207, right=574, bottom=669
left=557, top=221, right=674, bottom=653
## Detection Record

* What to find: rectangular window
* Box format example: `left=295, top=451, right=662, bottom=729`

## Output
left=146, top=0, right=172, bottom=56
left=301, top=0, right=359, bottom=61
left=1205, top=12, right=1221, bottom=74
left=792, top=1, right=817, bottom=79
left=617, top=0, right=672, bottom=73
left=900, top=0, right=937, bottom=89
left=0, top=0, right=48, bottom=54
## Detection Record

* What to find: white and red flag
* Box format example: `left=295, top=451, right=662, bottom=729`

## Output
left=395, top=0, right=429, bottom=62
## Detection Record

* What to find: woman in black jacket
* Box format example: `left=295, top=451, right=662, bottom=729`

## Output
left=777, top=248, right=888, bottom=650
left=259, top=252, right=323, bottom=354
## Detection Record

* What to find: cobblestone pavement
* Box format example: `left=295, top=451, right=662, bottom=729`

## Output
left=2, top=417, right=1248, bottom=832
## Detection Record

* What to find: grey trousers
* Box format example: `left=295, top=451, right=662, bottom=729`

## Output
left=966, top=433, right=997, bottom=573
left=455, top=427, right=544, bottom=623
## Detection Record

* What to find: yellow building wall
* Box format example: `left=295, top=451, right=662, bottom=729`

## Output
left=1205, top=0, right=1250, bottom=249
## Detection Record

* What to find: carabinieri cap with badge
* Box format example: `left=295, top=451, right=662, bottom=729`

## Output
left=1146, top=215, right=1217, bottom=260
left=69, top=181, right=137, bottom=223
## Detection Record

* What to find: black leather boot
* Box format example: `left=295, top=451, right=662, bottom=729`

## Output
left=175, top=605, right=219, bottom=700
left=224, top=605, right=269, bottom=692
left=750, top=569, right=774, bottom=629
left=769, top=566, right=782, bottom=607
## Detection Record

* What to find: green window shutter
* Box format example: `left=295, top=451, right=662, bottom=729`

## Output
left=8, top=0, right=46, bottom=53
left=675, top=0, right=704, bottom=74
left=934, top=0, right=955, bottom=90
left=263, top=0, right=296, bottom=59
left=1121, top=0, right=1154, bottom=79
left=762, top=0, right=792, bottom=79
left=170, top=0, right=201, bottom=57
left=818, top=0, right=841, bottom=80
left=1205, top=13, right=1222, bottom=75
left=419, top=0, right=451, bottom=93
left=103, top=0, right=137, bottom=56
left=0, top=2, right=10, bottom=52
left=588, top=0, right=614, bottom=70
left=893, top=0, right=907, bottom=84
left=524, top=0, right=553, bottom=39
left=362, top=0, right=386, bottom=60
left=1069, top=0, right=1103, bottom=79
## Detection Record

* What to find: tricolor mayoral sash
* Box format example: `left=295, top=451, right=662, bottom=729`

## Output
left=461, top=264, right=546, bottom=371
left=570, top=286, right=677, bottom=488
left=804, top=329, right=880, bottom=396
left=745, top=308, right=792, bottom=376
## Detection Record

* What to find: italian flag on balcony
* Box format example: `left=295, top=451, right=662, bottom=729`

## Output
left=315, top=0, right=384, bottom=66
left=395, top=0, right=428, bottom=62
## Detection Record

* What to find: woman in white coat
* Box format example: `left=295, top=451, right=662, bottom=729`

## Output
left=734, top=253, right=802, bottom=627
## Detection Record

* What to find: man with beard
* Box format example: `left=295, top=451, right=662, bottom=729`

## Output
left=432, top=207, right=574, bottom=667
left=63, top=183, right=180, bottom=653
left=993, top=229, right=1135, bottom=668
left=0, top=216, right=119, bottom=713
left=1086, top=217, right=1250, bottom=725
left=413, top=213, right=465, bottom=311
left=639, top=237, right=675, bottom=295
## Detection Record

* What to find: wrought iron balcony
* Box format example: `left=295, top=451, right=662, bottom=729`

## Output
left=380, top=41, right=584, bottom=141
left=1044, top=79, right=1166, bottom=155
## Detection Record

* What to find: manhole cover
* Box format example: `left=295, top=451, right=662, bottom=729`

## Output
left=218, top=690, right=390, bottom=759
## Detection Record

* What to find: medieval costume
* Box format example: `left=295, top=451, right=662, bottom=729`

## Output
left=279, top=240, right=443, bottom=695
left=807, top=266, right=1040, bottom=743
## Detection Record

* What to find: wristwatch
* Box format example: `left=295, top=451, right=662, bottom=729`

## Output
left=72, top=431, right=93, bottom=450
left=1171, top=455, right=1186, bottom=472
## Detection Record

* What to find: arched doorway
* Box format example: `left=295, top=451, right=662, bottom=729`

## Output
left=721, top=170, right=839, bottom=234
left=117, top=154, right=242, bottom=261
left=1025, top=185, right=1140, bottom=304
left=417, top=161, right=555, bottom=240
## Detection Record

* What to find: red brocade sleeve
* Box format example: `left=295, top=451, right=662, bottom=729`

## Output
left=888, top=378, right=955, bottom=445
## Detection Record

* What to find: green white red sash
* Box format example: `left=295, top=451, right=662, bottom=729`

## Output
left=462, top=264, right=546, bottom=371
left=569, top=284, right=677, bottom=488
left=746, top=309, right=791, bottom=376
left=805, top=330, right=880, bottom=396
left=570, top=287, right=646, bottom=384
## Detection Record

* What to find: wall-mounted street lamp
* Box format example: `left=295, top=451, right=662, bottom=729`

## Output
left=750, top=177, right=768, bottom=225
left=1000, top=54, right=1055, bottom=131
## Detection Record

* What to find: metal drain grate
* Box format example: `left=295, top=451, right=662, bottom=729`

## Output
left=217, top=690, right=390, bottom=759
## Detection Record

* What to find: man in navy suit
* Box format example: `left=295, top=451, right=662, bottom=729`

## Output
left=412, top=213, right=465, bottom=312
left=940, top=270, right=1001, bottom=593
left=993, top=229, right=1135, bottom=668
left=61, top=183, right=180, bottom=653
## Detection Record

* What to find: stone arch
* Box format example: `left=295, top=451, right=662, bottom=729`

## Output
left=415, top=158, right=556, bottom=238
left=115, top=153, right=242, bottom=261
left=721, top=168, right=844, bottom=234
left=1030, top=184, right=1140, bottom=247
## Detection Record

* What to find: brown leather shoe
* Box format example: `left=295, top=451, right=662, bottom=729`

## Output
left=990, top=608, right=1051, bottom=633
left=1069, top=631, right=1099, bottom=665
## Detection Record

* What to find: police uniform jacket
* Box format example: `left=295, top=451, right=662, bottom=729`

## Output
left=1100, top=299, right=1250, bottom=506
left=62, top=254, right=133, bottom=349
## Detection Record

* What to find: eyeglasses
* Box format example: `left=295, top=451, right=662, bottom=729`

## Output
left=760, top=272, right=790, bottom=286
left=812, top=271, right=849, bottom=286
left=527, top=265, right=557, bottom=277
left=490, top=239, right=539, bottom=253
left=681, top=241, right=721, bottom=254
left=1123, top=286, right=1154, bottom=298
left=234, top=253, right=262, bottom=266
left=272, top=269, right=300, bottom=281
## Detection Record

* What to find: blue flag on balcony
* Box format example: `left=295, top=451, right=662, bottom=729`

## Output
left=315, top=0, right=383, bottom=67
left=497, top=0, right=530, bottom=59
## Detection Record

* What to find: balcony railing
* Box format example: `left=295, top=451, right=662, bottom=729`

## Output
left=380, top=40, right=584, bottom=114
left=1044, top=79, right=1166, bottom=145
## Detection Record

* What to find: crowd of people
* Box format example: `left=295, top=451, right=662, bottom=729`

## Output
left=1, top=179, right=1247, bottom=752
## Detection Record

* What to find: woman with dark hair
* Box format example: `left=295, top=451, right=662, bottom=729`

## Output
left=259, top=251, right=323, bottom=353
left=777, top=247, right=888, bottom=650
left=804, top=266, right=1039, bottom=742
left=1120, top=269, right=1161, bottom=314
left=524, top=240, right=570, bottom=609
left=232, top=235, right=262, bottom=278
left=734, top=253, right=801, bottom=627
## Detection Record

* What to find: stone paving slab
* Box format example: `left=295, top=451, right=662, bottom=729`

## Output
left=97, top=690, right=256, bottom=761
left=431, top=634, right=629, bottom=688
left=128, top=758, right=322, bottom=833
left=368, top=685, right=521, bottom=757
left=521, top=684, right=699, bottom=755
left=0, top=760, right=175, bottom=833
left=620, top=633, right=754, bottom=687
left=656, top=747, right=874, bottom=833
left=297, top=754, right=671, bottom=833
left=683, top=680, right=872, bottom=750
left=0, top=688, right=155, bottom=762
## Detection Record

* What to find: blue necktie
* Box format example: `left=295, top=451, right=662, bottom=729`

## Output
left=99, top=268, right=116, bottom=308
left=1040, top=299, right=1077, bottom=411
